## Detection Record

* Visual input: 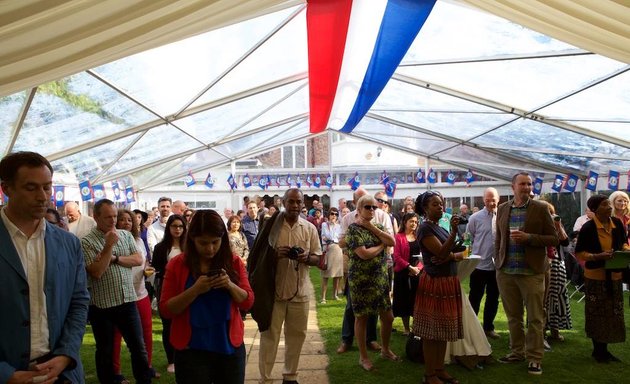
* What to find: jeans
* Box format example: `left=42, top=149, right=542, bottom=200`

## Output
left=341, top=279, right=377, bottom=345
left=174, top=344, right=246, bottom=384
left=88, top=302, right=151, bottom=384
left=468, top=268, right=500, bottom=332
left=160, top=316, right=175, bottom=364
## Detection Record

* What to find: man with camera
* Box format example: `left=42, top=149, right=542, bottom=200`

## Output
left=258, top=188, right=322, bottom=384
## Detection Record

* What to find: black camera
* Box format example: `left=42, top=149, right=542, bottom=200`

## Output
left=288, top=246, right=304, bottom=260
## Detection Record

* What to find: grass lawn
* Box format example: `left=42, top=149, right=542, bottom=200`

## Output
left=310, top=268, right=630, bottom=384
left=80, top=269, right=630, bottom=383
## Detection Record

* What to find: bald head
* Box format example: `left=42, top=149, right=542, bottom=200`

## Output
left=64, top=201, right=81, bottom=223
left=353, top=187, right=368, bottom=203
left=172, top=200, right=186, bottom=215
left=483, top=187, right=499, bottom=212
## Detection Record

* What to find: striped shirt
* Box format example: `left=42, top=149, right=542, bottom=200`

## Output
left=81, top=228, right=138, bottom=308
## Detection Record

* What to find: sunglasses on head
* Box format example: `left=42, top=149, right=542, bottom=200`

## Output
left=363, top=205, right=378, bottom=211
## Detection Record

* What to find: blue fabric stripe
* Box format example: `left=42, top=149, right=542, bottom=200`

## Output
left=340, top=0, right=436, bottom=133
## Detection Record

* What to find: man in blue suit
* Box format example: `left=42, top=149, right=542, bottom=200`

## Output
left=0, top=151, right=89, bottom=384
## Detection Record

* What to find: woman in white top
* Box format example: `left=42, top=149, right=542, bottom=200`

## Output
left=114, top=209, right=159, bottom=380
left=153, top=214, right=187, bottom=374
left=320, top=207, right=344, bottom=303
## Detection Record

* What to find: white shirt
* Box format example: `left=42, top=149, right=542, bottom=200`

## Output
left=1, top=209, right=50, bottom=360
left=132, top=238, right=149, bottom=300
left=147, top=219, right=167, bottom=251
left=68, top=214, right=96, bottom=239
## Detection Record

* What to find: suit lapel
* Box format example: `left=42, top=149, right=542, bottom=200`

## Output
left=0, top=219, right=28, bottom=282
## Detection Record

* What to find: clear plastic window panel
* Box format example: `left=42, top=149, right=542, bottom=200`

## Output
left=282, top=146, right=293, bottom=168
left=0, top=91, right=27, bottom=155
left=295, top=144, right=305, bottom=168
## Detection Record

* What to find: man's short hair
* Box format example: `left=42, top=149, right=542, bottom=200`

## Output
left=0, top=151, right=53, bottom=184
left=511, top=172, right=530, bottom=183
left=94, top=199, right=115, bottom=216
left=158, top=197, right=172, bottom=205
left=283, top=188, right=304, bottom=201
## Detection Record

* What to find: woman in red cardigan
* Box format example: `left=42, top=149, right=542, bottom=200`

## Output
left=159, top=209, right=254, bottom=384
left=392, top=212, right=422, bottom=335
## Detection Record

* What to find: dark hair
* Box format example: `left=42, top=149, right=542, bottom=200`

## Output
left=158, top=196, right=172, bottom=205
left=93, top=198, right=115, bottom=216
left=414, top=190, right=442, bottom=216
left=183, top=209, right=195, bottom=218
left=160, top=214, right=187, bottom=252
left=226, top=214, right=242, bottom=231
left=0, top=151, right=53, bottom=184
left=116, top=208, right=139, bottom=239
left=399, top=212, right=419, bottom=234
left=511, top=172, right=530, bottom=184
left=185, top=210, right=238, bottom=283
left=587, top=194, right=609, bottom=212
left=46, top=208, right=62, bottom=224
left=328, top=207, right=339, bottom=215
left=133, top=209, right=148, bottom=224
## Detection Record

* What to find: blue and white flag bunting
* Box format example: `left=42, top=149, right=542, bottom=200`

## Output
left=125, top=186, right=135, bottom=203
left=92, top=184, right=105, bottom=201
left=586, top=171, right=598, bottom=191
left=427, top=168, right=437, bottom=184
left=243, top=173, right=252, bottom=188
left=54, top=185, right=64, bottom=207
left=551, top=174, right=564, bottom=192
left=79, top=180, right=92, bottom=201
left=415, top=168, right=425, bottom=183
left=112, top=181, right=122, bottom=201
left=205, top=173, right=214, bottom=189
left=185, top=171, right=196, bottom=187
left=533, top=176, right=544, bottom=195
left=563, top=174, right=578, bottom=192
left=608, top=170, right=619, bottom=191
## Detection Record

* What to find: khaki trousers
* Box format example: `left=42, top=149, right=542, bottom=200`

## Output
left=259, top=299, right=309, bottom=383
left=496, top=270, right=545, bottom=363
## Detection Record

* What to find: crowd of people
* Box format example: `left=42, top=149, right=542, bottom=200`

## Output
left=0, top=150, right=628, bottom=384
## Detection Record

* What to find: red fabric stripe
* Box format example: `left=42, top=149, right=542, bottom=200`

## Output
left=306, top=0, right=353, bottom=133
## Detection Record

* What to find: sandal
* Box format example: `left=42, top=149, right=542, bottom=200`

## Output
left=436, top=369, right=459, bottom=384
left=359, top=358, right=373, bottom=371
left=381, top=351, right=401, bottom=362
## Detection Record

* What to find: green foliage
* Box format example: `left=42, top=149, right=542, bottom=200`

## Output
left=38, top=80, right=124, bottom=123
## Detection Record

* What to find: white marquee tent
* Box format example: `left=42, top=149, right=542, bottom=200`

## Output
left=1, top=0, right=629, bottom=194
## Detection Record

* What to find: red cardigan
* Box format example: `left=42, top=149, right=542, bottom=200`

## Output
left=393, top=232, right=423, bottom=273
left=159, top=253, right=254, bottom=350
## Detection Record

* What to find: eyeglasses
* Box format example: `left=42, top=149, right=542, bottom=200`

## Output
left=376, top=198, right=388, bottom=205
left=363, top=205, right=378, bottom=211
left=171, top=225, right=185, bottom=229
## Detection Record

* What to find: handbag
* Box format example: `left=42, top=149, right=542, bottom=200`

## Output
left=318, top=244, right=328, bottom=271
left=405, top=333, right=424, bottom=363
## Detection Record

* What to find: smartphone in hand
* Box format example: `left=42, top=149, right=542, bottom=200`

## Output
left=206, top=269, right=223, bottom=278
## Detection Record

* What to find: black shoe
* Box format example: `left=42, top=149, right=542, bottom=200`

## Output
left=282, top=381, right=299, bottom=384
left=592, top=352, right=609, bottom=363
left=606, top=352, right=622, bottom=363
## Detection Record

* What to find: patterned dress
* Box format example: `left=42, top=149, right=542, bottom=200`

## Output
left=346, top=223, right=391, bottom=317
left=545, top=246, right=572, bottom=331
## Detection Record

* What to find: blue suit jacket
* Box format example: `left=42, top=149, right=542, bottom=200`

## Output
left=0, top=219, right=89, bottom=383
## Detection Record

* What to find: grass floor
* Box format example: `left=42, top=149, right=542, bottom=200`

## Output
left=80, top=270, right=630, bottom=383
left=311, top=268, right=630, bottom=384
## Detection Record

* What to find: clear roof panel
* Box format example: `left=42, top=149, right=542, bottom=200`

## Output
left=397, top=55, right=627, bottom=112
left=101, top=124, right=208, bottom=179
left=13, top=72, right=154, bottom=156
left=0, top=90, right=27, bottom=155
left=536, top=69, right=630, bottom=139
left=214, top=118, right=309, bottom=155
left=239, top=82, right=309, bottom=131
left=50, top=133, right=142, bottom=182
left=176, top=80, right=306, bottom=144
left=90, top=7, right=299, bottom=117
left=405, top=1, right=575, bottom=62
left=192, top=6, right=307, bottom=107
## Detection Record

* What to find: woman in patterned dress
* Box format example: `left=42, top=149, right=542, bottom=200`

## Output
left=346, top=195, right=398, bottom=371
left=412, top=191, right=465, bottom=384
left=227, top=215, right=249, bottom=265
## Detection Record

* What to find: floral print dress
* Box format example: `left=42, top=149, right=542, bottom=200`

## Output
left=346, top=223, right=391, bottom=317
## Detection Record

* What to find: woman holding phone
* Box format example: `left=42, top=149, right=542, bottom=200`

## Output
left=159, top=210, right=254, bottom=383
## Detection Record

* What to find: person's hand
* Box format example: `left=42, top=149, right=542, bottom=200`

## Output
left=355, top=215, right=375, bottom=230
left=449, top=216, right=461, bottom=233
left=33, top=356, right=71, bottom=383
left=408, top=265, right=421, bottom=276
left=7, top=368, right=57, bottom=384
left=595, top=250, right=613, bottom=260
left=205, top=270, right=231, bottom=290
left=191, top=273, right=221, bottom=295
left=509, top=229, right=528, bottom=244
left=431, top=253, right=451, bottom=265
left=104, top=230, right=119, bottom=248
left=276, top=246, right=291, bottom=260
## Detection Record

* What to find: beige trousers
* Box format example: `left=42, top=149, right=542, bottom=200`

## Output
left=258, top=299, right=309, bottom=383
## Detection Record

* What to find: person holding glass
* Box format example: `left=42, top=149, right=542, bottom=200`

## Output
left=392, top=212, right=422, bottom=336
left=346, top=195, right=398, bottom=371
left=113, top=209, right=159, bottom=381
left=320, top=207, right=344, bottom=303
left=412, top=190, right=465, bottom=384
left=153, top=214, right=187, bottom=374
left=575, top=194, right=629, bottom=363
left=159, top=210, right=253, bottom=383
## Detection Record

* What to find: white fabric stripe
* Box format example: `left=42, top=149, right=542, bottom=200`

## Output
left=327, top=0, right=388, bottom=130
